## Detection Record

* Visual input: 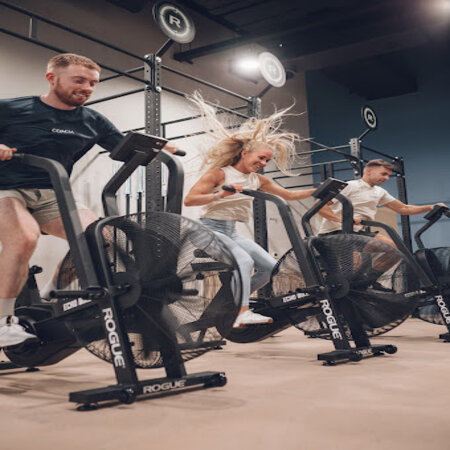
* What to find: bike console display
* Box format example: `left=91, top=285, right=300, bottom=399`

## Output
left=110, top=132, right=168, bottom=163
left=313, top=178, right=348, bottom=200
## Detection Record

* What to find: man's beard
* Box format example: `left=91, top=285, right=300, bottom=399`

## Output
left=54, top=81, right=90, bottom=107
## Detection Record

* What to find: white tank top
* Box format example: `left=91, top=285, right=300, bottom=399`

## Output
left=201, top=166, right=261, bottom=222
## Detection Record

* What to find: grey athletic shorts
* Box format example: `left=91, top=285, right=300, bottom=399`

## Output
left=0, top=188, right=88, bottom=226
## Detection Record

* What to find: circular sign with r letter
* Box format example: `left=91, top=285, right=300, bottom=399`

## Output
left=258, top=52, right=286, bottom=88
left=362, top=105, right=378, bottom=130
left=153, top=2, right=196, bottom=44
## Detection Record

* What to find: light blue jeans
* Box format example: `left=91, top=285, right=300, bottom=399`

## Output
left=200, top=218, right=277, bottom=306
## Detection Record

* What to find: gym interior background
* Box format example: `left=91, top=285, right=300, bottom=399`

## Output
left=2, top=0, right=447, bottom=282
left=0, top=0, right=313, bottom=283
left=1, top=0, right=450, bottom=449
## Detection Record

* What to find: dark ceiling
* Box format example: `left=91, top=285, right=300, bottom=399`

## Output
left=109, top=0, right=450, bottom=100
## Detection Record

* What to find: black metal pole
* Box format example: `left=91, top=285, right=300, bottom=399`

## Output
left=85, top=88, right=144, bottom=106
left=247, top=96, right=271, bottom=297
left=162, top=65, right=249, bottom=102
left=145, top=54, right=164, bottom=212
left=394, top=156, right=412, bottom=251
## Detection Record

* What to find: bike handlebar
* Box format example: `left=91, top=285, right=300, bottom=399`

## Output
left=423, top=204, right=450, bottom=221
left=221, top=185, right=319, bottom=286
left=415, top=205, right=450, bottom=249
left=10, top=153, right=100, bottom=289
left=223, top=178, right=349, bottom=237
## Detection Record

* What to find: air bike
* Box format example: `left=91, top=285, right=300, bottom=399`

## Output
left=0, top=133, right=243, bottom=410
left=222, top=181, right=434, bottom=365
left=410, top=205, right=450, bottom=340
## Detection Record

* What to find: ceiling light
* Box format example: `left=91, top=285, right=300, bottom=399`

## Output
left=234, top=57, right=260, bottom=74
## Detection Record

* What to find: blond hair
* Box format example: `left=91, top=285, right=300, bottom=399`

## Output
left=189, top=93, right=302, bottom=174
left=47, top=53, right=101, bottom=73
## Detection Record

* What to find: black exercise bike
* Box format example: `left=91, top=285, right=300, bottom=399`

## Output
left=411, top=205, right=450, bottom=340
left=0, top=133, right=243, bottom=410
left=222, top=181, right=433, bottom=365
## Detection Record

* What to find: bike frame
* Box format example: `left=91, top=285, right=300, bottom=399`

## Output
left=5, top=134, right=228, bottom=409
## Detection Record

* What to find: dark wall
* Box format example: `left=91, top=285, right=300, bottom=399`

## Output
left=305, top=45, right=450, bottom=249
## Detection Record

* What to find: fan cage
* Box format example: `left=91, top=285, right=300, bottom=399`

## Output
left=270, top=234, right=418, bottom=339
left=414, top=247, right=450, bottom=325
left=57, top=212, right=242, bottom=368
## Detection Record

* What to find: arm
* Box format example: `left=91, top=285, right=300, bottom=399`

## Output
left=317, top=201, right=362, bottom=226
left=317, top=202, right=341, bottom=222
left=258, top=175, right=315, bottom=200
left=184, top=168, right=228, bottom=206
left=385, top=199, right=447, bottom=215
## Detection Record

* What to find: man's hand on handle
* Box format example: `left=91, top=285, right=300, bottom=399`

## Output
left=0, top=145, right=17, bottom=161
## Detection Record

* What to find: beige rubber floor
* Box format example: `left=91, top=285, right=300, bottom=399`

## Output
left=0, top=318, right=449, bottom=450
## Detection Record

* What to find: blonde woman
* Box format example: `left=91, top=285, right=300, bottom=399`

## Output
left=184, top=97, right=315, bottom=328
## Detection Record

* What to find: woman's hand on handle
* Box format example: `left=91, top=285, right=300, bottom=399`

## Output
left=0, top=144, right=17, bottom=161
left=222, top=183, right=243, bottom=198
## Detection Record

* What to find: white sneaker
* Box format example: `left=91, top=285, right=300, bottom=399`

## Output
left=233, top=310, right=274, bottom=328
left=0, top=316, right=36, bottom=347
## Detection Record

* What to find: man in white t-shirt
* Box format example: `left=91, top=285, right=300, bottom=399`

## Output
left=317, top=159, right=447, bottom=290
left=318, top=159, right=446, bottom=247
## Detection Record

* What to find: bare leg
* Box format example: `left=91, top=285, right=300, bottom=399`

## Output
left=0, top=198, right=40, bottom=298
left=40, top=209, right=98, bottom=238
left=372, top=234, right=401, bottom=272
left=40, top=209, right=98, bottom=294
left=374, top=233, right=396, bottom=248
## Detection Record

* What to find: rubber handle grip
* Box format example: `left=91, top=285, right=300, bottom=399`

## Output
left=222, top=185, right=236, bottom=193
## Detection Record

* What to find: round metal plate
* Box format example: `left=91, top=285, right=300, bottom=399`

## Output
left=258, top=52, right=286, bottom=87
left=152, top=1, right=196, bottom=44
left=362, top=105, right=378, bottom=130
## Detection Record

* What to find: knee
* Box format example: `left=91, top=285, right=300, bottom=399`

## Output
left=237, top=252, right=255, bottom=275
left=4, top=228, right=40, bottom=262
left=376, top=234, right=396, bottom=248
left=260, top=263, right=276, bottom=284
left=17, top=233, right=39, bottom=262
left=256, top=255, right=277, bottom=273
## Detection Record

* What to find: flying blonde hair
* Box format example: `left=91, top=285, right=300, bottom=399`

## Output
left=189, top=93, right=302, bottom=175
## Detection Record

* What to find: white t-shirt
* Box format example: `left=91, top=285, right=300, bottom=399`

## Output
left=201, top=166, right=260, bottom=222
left=318, top=178, right=396, bottom=234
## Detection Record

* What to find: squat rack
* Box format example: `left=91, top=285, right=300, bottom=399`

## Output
left=266, top=127, right=412, bottom=250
